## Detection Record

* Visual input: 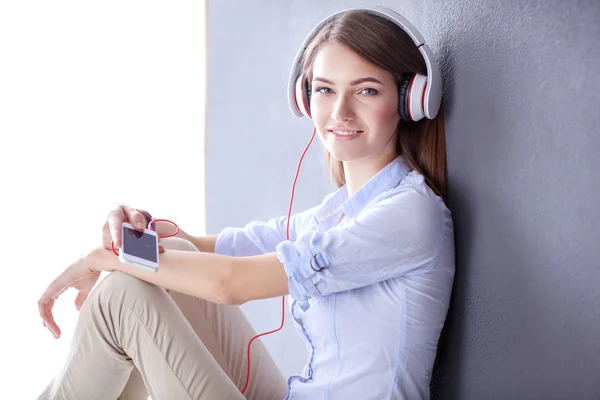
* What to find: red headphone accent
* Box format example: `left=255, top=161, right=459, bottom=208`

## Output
left=407, top=75, right=416, bottom=122
left=422, top=81, right=428, bottom=116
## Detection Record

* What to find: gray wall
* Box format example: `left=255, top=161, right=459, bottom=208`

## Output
left=206, top=1, right=600, bottom=398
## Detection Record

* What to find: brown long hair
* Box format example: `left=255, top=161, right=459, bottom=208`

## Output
left=302, top=10, right=448, bottom=206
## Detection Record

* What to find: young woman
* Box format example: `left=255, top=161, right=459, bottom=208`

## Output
left=38, top=8, right=455, bottom=400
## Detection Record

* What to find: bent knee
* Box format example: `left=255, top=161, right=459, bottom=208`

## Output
left=161, top=236, right=198, bottom=252
left=89, top=271, right=163, bottom=307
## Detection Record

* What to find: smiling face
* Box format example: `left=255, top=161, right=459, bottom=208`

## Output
left=309, top=41, right=400, bottom=164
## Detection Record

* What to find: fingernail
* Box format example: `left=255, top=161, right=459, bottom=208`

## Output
left=136, top=222, right=144, bottom=230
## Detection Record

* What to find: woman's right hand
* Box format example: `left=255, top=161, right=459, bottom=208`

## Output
left=102, top=204, right=165, bottom=253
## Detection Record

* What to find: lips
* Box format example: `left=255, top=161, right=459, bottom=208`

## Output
left=327, top=128, right=363, bottom=136
left=327, top=128, right=363, bottom=141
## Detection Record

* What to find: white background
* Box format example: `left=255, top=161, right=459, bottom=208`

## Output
left=0, top=1, right=206, bottom=396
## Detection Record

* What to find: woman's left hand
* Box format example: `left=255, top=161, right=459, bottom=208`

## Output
left=38, top=248, right=103, bottom=339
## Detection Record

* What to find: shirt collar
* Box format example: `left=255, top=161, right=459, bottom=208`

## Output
left=314, top=155, right=411, bottom=223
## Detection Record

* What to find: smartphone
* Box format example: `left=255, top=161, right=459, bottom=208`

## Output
left=119, top=222, right=159, bottom=271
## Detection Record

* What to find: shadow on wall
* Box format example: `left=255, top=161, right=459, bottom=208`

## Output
left=427, top=26, right=486, bottom=397
left=429, top=25, right=570, bottom=397
left=427, top=27, right=464, bottom=396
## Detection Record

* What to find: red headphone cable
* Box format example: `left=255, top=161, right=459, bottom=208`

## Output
left=240, top=127, right=317, bottom=394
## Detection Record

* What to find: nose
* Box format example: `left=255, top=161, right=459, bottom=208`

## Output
left=331, top=94, right=354, bottom=122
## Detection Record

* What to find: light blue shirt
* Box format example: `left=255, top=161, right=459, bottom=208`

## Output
left=215, top=155, right=455, bottom=400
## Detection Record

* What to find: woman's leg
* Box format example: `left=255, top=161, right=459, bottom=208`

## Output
left=38, top=265, right=246, bottom=399
left=119, top=237, right=288, bottom=400
left=118, top=366, right=147, bottom=400
left=39, top=236, right=287, bottom=400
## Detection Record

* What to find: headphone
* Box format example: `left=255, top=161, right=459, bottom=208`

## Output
left=287, top=6, right=442, bottom=122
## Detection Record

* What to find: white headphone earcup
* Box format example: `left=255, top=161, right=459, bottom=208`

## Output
left=294, top=74, right=312, bottom=118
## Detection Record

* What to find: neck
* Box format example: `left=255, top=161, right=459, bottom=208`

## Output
left=342, top=150, right=397, bottom=197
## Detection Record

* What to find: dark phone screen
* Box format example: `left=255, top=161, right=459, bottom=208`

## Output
left=122, top=226, right=158, bottom=262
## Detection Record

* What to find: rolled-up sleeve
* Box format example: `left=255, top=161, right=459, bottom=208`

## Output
left=276, top=189, right=447, bottom=301
left=214, top=204, right=321, bottom=257
left=214, top=216, right=288, bottom=257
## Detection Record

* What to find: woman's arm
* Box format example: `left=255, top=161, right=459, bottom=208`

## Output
left=90, top=247, right=288, bottom=305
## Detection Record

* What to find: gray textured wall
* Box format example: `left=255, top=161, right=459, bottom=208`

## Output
left=205, top=1, right=600, bottom=398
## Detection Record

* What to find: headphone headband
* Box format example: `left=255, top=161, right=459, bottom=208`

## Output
left=287, top=7, right=442, bottom=120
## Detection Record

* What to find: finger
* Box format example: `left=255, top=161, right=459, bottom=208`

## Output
left=123, top=206, right=148, bottom=231
left=102, top=220, right=114, bottom=250
left=38, top=275, right=71, bottom=338
left=159, top=244, right=165, bottom=253
left=38, top=297, right=60, bottom=338
left=74, top=292, right=88, bottom=311
left=107, top=205, right=127, bottom=248
left=39, top=296, right=59, bottom=336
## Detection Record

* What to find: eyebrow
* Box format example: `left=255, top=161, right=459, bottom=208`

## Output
left=312, top=76, right=384, bottom=86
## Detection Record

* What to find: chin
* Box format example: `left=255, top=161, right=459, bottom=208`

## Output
left=327, top=149, right=367, bottom=163
left=327, top=146, right=396, bottom=166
